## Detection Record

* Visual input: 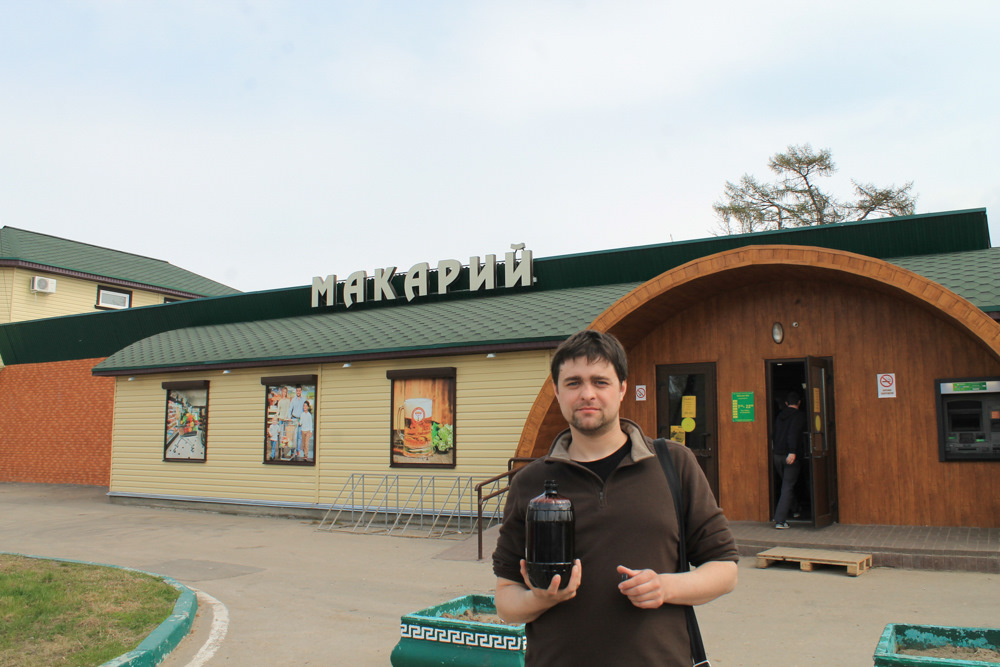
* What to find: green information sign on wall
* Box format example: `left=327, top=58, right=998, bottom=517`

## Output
left=732, top=391, right=754, bottom=422
left=952, top=382, right=988, bottom=392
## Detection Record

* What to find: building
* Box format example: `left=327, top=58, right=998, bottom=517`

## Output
left=0, top=226, right=239, bottom=325
left=0, top=226, right=239, bottom=484
left=1, top=210, right=997, bottom=528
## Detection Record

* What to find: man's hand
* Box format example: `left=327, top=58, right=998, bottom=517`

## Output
left=617, top=565, right=667, bottom=608
left=495, top=559, right=582, bottom=624
left=520, top=558, right=582, bottom=603
left=786, top=453, right=796, bottom=465
left=617, top=561, right=738, bottom=609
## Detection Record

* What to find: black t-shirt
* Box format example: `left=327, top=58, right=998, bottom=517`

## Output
left=577, top=439, right=631, bottom=483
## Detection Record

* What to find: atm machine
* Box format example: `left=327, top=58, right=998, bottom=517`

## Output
left=935, top=377, right=1000, bottom=461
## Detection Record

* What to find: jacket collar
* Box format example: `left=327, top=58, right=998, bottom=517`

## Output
left=546, top=419, right=656, bottom=465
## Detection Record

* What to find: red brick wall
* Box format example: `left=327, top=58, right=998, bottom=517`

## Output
left=0, top=358, right=113, bottom=486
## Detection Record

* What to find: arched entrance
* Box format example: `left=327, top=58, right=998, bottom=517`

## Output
left=515, top=245, right=1000, bottom=526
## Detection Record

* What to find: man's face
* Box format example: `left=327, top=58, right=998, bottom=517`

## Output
left=553, top=356, right=627, bottom=437
left=296, top=388, right=303, bottom=397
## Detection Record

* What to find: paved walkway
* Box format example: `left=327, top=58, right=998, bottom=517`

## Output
left=2, top=483, right=998, bottom=666
left=729, top=521, right=1000, bottom=573
left=448, top=519, right=1000, bottom=574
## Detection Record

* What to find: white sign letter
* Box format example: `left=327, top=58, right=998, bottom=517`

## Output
left=504, top=244, right=533, bottom=288
left=437, top=259, right=462, bottom=295
left=373, top=267, right=398, bottom=301
left=311, top=274, right=337, bottom=308
left=404, top=262, right=429, bottom=301
left=343, top=270, right=367, bottom=308
left=468, top=255, right=496, bottom=291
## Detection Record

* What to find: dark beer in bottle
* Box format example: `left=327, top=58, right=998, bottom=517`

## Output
left=525, top=480, right=575, bottom=589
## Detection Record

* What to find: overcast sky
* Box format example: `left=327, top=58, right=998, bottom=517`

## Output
left=1, top=1, right=997, bottom=293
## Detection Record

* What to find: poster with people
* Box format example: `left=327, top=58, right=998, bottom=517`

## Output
left=388, top=368, right=456, bottom=468
left=164, top=382, right=209, bottom=461
left=263, top=377, right=317, bottom=465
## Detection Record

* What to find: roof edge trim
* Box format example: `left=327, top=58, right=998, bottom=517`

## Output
left=92, top=339, right=563, bottom=376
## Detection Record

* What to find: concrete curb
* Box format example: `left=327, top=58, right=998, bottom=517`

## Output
left=1, top=551, right=197, bottom=667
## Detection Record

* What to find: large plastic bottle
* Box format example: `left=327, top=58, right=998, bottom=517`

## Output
left=525, top=480, right=575, bottom=589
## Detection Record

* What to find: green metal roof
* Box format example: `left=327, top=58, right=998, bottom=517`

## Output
left=0, top=285, right=307, bottom=365
left=889, top=247, right=1000, bottom=313
left=533, top=208, right=990, bottom=290
left=0, top=208, right=993, bottom=370
left=0, top=226, right=239, bottom=297
left=92, top=283, right=640, bottom=374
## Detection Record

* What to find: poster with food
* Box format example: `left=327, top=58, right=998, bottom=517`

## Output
left=164, top=383, right=209, bottom=461
left=390, top=371, right=456, bottom=468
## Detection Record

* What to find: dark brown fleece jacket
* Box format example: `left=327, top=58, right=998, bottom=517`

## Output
left=493, top=419, right=738, bottom=666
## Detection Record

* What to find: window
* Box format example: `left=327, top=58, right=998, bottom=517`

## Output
left=163, top=381, right=209, bottom=462
left=96, top=286, right=132, bottom=310
left=387, top=367, right=457, bottom=469
left=262, top=375, right=317, bottom=465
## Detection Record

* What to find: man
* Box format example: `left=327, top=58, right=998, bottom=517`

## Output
left=772, top=390, right=806, bottom=530
left=288, top=385, right=308, bottom=458
left=493, top=330, right=738, bottom=665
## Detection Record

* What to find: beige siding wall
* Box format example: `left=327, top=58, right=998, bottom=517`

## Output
left=0, top=268, right=13, bottom=323
left=110, top=351, right=552, bottom=508
left=4, top=268, right=178, bottom=323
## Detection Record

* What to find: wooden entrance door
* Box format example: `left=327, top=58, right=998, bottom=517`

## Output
left=806, top=356, right=838, bottom=527
left=656, top=363, right=719, bottom=502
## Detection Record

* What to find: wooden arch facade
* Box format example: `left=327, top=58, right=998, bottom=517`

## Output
left=516, top=246, right=1000, bottom=528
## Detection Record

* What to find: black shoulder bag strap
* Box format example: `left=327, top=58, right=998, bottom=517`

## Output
left=653, top=438, right=710, bottom=667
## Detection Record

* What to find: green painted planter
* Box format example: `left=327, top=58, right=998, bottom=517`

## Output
left=874, top=623, right=1000, bottom=666
left=390, top=594, right=525, bottom=667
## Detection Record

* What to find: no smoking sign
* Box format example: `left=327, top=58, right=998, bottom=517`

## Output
left=877, top=372, right=896, bottom=398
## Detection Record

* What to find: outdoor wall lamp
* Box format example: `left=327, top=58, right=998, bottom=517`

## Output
left=771, top=322, right=784, bottom=344
left=486, top=353, right=496, bottom=359
left=343, top=362, right=352, bottom=368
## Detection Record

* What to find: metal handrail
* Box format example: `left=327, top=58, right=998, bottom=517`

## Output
left=475, top=457, right=537, bottom=560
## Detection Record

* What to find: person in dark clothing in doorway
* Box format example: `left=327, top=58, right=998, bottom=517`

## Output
left=772, top=391, right=806, bottom=529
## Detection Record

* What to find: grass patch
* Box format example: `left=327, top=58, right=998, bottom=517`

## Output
left=0, top=554, right=180, bottom=667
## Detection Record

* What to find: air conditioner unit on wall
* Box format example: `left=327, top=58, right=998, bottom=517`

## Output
left=30, top=276, right=57, bottom=294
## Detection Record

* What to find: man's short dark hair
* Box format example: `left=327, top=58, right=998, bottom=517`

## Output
left=785, top=391, right=801, bottom=406
left=551, top=330, right=628, bottom=384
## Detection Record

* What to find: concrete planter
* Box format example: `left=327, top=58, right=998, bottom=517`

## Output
left=390, top=594, right=525, bottom=666
left=874, top=623, right=1000, bottom=666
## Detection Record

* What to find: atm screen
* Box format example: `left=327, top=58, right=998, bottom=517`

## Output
left=947, top=400, right=982, bottom=432
left=949, top=411, right=981, bottom=432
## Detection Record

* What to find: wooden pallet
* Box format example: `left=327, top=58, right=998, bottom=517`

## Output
left=756, top=547, right=873, bottom=576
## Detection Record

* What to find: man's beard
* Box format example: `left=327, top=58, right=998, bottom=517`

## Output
left=569, top=408, right=618, bottom=435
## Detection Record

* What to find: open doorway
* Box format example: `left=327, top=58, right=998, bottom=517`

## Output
left=767, top=360, right=812, bottom=524
left=767, top=357, right=839, bottom=528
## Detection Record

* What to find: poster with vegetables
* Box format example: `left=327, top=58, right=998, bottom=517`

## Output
left=389, top=369, right=456, bottom=468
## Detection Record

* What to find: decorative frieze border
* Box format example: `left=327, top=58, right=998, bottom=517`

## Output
left=399, top=622, right=526, bottom=652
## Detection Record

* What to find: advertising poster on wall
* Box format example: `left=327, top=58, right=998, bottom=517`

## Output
left=262, top=375, right=317, bottom=465
left=164, top=381, right=209, bottom=462
left=388, top=368, right=456, bottom=468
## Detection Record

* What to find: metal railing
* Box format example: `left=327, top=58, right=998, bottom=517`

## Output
left=317, top=471, right=511, bottom=539
left=316, top=458, right=537, bottom=554
left=474, top=457, right=535, bottom=560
